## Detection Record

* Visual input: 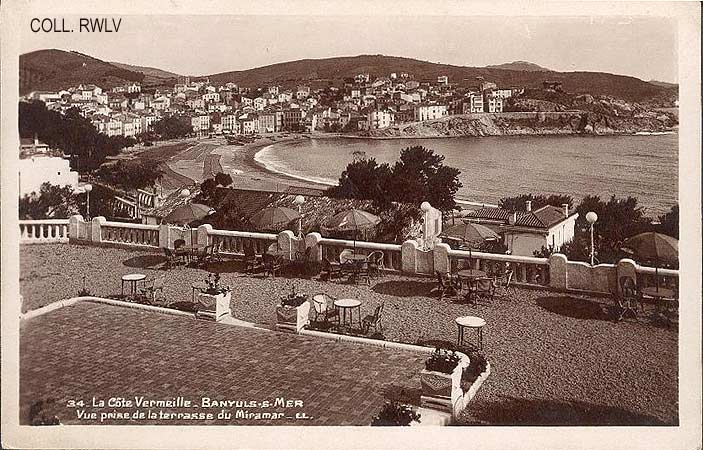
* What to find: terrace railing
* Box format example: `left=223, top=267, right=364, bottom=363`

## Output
left=207, top=229, right=278, bottom=256
left=19, top=219, right=69, bottom=244
left=449, top=249, right=550, bottom=287
left=21, top=215, right=679, bottom=297
left=101, top=220, right=160, bottom=248
left=318, top=237, right=403, bottom=272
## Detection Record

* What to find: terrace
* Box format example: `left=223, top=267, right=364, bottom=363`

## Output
left=20, top=235, right=678, bottom=426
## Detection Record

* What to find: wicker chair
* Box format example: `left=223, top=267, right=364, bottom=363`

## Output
left=263, top=253, right=283, bottom=278
left=613, top=276, right=639, bottom=322
left=367, top=251, right=385, bottom=278
left=139, top=275, right=165, bottom=304
left=311, top=293, right=340, bottom=325
left=434, top=271, right=459, bottom=299
left=320, top=258, right=343, bottom=281
left=362, top=302, right=384, bottom=335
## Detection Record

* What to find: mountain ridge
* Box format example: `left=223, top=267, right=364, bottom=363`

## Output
left=20, top=49, right=677, bottom=105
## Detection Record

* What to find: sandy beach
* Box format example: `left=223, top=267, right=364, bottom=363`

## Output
left=139, top=134, right=331, bottom=195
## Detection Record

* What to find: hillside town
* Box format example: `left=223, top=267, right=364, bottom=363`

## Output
left=25, top=73, right=527, bottom=138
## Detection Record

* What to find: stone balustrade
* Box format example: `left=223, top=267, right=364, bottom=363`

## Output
left=19, top=219, right=69, bottom=244
left=21, top=216, right=679, bottom=297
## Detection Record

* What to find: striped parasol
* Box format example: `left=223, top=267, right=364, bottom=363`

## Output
left=326, top=208, right=380, bottom=248
left=249, top=206, right=301, bottom=231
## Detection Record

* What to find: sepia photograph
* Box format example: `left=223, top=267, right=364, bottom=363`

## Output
left=1, top=1, right=701, bottom=449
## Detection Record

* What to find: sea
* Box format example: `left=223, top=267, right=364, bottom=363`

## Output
left=254, top=133, right=678, bottom=216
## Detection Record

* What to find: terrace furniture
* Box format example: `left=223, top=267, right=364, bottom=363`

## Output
left=194, top=245, right=213, bottom=267
left=263, top=253, right=283, bottom=278
left=494, top=269, right=515, bottom=299
left=209, top=241, right=226, bottom=263
left=613, top=276, right=639, bottom=322
left=139, top=276, right=165, bottom=303
left=191, top=282, right=208, bottom=302
left=292, top=246, right=315, bottom=276
left=121, top=273, right=147, bottom=299
left=334, top=298, right=363, bottom=331
left=367, top=251, right=385, bottom=278
left=339, top=249, right=354, bottom=264
left=243, top=245, right=261, bottom=273
left=362, top=302, right=384, bottom=335
left=641, top=286, right=677, bottom=327
left=471, top=277, right=496, bottom=303
left=434, top=271, right=459, bottom=299
left=311, top=293, right=340, bottom=325
left=456, top=315, right=486, bottom=351
left=162, top=247, right=182, bottom=269
left=320, top=258, right=342, bottom=281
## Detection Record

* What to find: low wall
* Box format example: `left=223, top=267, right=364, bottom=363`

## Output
left=20, top=216, right=679, bottom=296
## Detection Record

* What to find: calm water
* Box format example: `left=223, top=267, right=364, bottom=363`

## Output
left=255, top=134, right=678, bottom=216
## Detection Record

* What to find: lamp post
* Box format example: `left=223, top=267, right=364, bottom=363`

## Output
left=586, top=211, right=598, bottom=266
left=84, top=184, right=93, bottom=220
left=180, top=188, right=193, bottom=244
left=293, top=195, right=305, bottom=238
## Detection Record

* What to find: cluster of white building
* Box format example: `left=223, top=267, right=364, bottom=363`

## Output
left=24, top=73, right=525, bottom=139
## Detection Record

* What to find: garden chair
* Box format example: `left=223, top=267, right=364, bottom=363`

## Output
left=320, top=258, right=342, bottom=281
left=263, top=253, right=283, bottom=278
left=433, top=271, right=459, bottom=299
left=613, top=276, right=639, bottom=322
left=162, top=247, right=182, bottom=270
left=194, top=245, right=213, bottom=268
left=311, top=293, right=339, bottom=325
left=173, top=239, right=189, bottom=264
left=139, top=275, right=165, bottom=304
left=494, top=269, right=515, bottom=299
left=292, top=246, right=315, bottom=276
left=353, top=261, right=371, bottom=285
left=367, top=251, right=385, bottom=278
left=243, top=244, right=261, bottom=274
left=339, top=249, right=354, bottom=264
left=464, top=277, right=495, bottom=305
left=362, top=302, right=384, bottom=335
left=209, top=241, right=226, bottom=263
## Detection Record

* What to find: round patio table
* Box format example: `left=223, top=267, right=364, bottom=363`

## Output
left=122, top=273, right=146, bottom=298
left=334, top=298, right=362, bottom=330
left=456, top=316, right=486, bottom=350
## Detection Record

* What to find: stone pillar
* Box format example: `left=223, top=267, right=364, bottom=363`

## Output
left=90, top=216, right=106, bottom=243
left=616, top=258, right=638, bottom=295
left=277, top=230, right=295, bottom=259
left=198, top=224, right=213, bottom=247
left=401, top=240, right=419, bottom=274
left=305, top=232, right=323, bottom=262
left=159, top=224, right=171, bottom=249
left=433, top=243, right=451, bottom=274
left=69, top=215, right=85, bottom=243
left=549, top=253, right=569, bottom=291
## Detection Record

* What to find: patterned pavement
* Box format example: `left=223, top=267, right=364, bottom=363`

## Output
left=20, top=302, right=425, bottom=426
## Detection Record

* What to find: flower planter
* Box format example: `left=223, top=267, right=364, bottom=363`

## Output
left=275, top=301, right=310, bottom=332
left=420, top=363, right=463, bottom=399
left=195, top=291, right=232, bottom=322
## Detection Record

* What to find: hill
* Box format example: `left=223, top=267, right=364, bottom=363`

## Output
left=19, top=49, right=175, bottom=94
left=485, top=61, right=550, bottom=71
left=206, top=54, right=676, bottom=105
left=109, top=62, right=181, bottom=81
left=648, top=80, right=678, bottom=89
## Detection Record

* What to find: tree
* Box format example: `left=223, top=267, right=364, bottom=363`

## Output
left=499, top=193, right=574, bottom=211
left=95, top=160, right=164, bottom=191
left=326, top=158, right=392, bottom=206
left=152, top=115, right=193, bottom=139
left=19, top=101, right=129, bottom=172
left=564, top=195, right=651, bottom=264
left=389, top=146, right=462, bottom=212
left=214, top=172, right=233, bottom=188
left=19, top=183, right=81, bottom=219
left=327, top=146, right=462, bottom=213
left=654, top=204, right=678, bottom=239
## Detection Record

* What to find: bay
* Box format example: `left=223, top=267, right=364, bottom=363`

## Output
left=255, top=134, right=678, bottom=216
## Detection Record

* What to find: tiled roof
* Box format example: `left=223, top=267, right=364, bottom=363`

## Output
left=466, top=205, right=570, bottom=229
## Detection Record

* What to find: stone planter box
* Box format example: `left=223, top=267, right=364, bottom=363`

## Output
left=420, top=363, right=463, bottom=412
left=275, top=300, right=310, bottom=332
left=195, top=291, right=232, bottom=322
left=456, top=362, right=491, bottom=414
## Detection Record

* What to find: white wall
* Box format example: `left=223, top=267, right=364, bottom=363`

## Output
left=18, top=157, right=79, bottom=196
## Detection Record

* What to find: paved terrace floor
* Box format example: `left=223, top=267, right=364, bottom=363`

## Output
left=19, top=244, right=679, bottom=425
left=20, top=302, right=424, bottom=425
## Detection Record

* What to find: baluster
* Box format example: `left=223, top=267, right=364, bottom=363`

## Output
left=518, top=264, right=527, bottom=283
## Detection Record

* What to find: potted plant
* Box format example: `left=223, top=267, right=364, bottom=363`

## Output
left=275, top=285, right=310, bottom=332
left=371, top=401, right=421, bottom=426
left=196, top=272, right=231, bottom=321
left=420, top=348, right=463, bottom=409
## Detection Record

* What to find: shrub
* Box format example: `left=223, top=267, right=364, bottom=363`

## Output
left=462, top=351, right=488, bottom=384
left=371, top=401, right=420, bottom=426
left=425, top=348, right=461, bottom=374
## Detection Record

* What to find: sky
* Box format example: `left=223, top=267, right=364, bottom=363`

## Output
left=20, top=15, right=678, bottom=82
